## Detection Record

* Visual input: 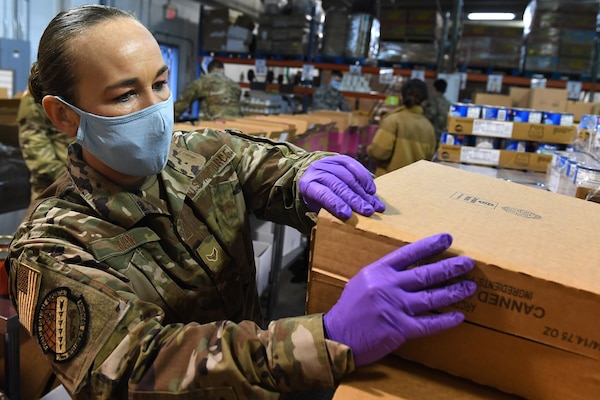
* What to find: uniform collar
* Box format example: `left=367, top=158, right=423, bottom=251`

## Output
left=67, top=143, right=170, bottom=228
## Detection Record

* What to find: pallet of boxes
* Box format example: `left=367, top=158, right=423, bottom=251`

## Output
left=437, top=87, right=581, bottom=173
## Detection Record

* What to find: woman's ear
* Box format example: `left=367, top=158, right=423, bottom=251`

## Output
left=42, top=96, right=80, bottom=137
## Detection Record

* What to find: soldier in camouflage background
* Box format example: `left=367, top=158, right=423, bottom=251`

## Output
left=17, top=90, right=75, bottom=199
left=7, top=5, right=476, bottom=399
left=423, top=78, right=452, bottom=147
left=174, top=59, right=242, bottom=121
left=312, top=70, right=352, bottom=112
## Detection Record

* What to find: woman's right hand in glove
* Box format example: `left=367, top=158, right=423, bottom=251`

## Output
left=323, top=233, right=477, bottom=367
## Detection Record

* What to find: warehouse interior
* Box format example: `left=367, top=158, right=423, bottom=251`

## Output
left=0, top=0, right=600, bottom=399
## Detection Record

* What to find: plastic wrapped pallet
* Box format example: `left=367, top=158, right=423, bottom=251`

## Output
left=344, top=13, right=380, bottom=59
left=321, top=8, right=349, bottom=56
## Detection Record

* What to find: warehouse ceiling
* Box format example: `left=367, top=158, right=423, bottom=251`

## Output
left=325, top=0, right=534, bottom=20
left=196, top=0, right=599, bottom=22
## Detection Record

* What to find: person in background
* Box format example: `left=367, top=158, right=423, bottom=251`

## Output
left=17, top=89, right=75, bottom=199
left=312, top=69, right=352, bottom=111
left=423, top=78, right=451, bottom=146
left=7, top=6, right=476, bottom=399
left=367, top=79, right=436, bottom=176
left=173, top=59, right=242, bottom=121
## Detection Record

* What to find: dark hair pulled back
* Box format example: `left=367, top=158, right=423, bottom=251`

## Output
left=401, top=79, right=429, bottom=108
left=28, top=5, right=134, bottom=105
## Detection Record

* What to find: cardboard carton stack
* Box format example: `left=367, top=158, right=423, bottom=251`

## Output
left=201, top=8, right=230, bottom=53
left=458, top=23, right=524, bottom=70
left=378, top=7, right=440, bottom=65
left=308, top=160, right=600, bottom=400
left=256, top=14, right=310, bottom=56
left=439, top=88, right=579, bottom=172
left=524, top=0, right=598, bottom=75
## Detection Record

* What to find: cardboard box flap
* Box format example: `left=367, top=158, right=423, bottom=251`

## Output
left=313, top=160, right=600, bottom=360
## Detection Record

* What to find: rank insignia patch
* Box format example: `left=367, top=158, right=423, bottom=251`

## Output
left=36, top=287, right=88, bottom=363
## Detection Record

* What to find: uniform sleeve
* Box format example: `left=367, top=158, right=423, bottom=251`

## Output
left=178, top=128, right=337, bottom=233
left=8, top=211, right=354, bottom=399
left=174, top=78, right=205, bottom=120
left=17, top=95, right=70, bottom=197
left=366, top=114, right=397, bottom=162
left=338, top=93, right=352, bottom=112
left=311, top=86, right=327, bottom=110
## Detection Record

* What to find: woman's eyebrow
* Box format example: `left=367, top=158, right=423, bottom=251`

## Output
left=104, top=65, right=170, bottom=92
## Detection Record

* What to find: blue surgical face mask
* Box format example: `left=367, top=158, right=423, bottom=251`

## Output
left=331, top=80, right=342, bottom=90
left=56, top=94, right=174, bottom=177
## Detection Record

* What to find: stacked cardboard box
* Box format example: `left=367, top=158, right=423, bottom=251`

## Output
left=257, top=14, right=310, bottom=56
left=308, top=160, right=600, bottom=400
left=524, top=0, right=598, bottom=74
left=334, top=355, right=519, bottom=399
left=439, top=114, right=576, bottom=172
left=201, top=8, right=230, bottom=52
left=458, top=23, right=524, bottom=70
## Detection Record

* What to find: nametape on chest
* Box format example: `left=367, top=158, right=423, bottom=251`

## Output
left=89, top=227, right=161, bottom=261
left=188, top=145, right=235, bottom=201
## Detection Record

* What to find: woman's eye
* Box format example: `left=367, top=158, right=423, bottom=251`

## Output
left=153, top=80, right=168, bottom=91
left=115, top=91, right=134, bottom=103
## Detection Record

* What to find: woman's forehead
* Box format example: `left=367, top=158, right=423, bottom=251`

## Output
left=72, top=18, right=163, bottom=79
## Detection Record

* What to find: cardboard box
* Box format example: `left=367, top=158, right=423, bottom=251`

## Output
left=528, top=87, right=567, bottom=112
left=333, top=356, right=518, bottom=399
left=508, top=87, right=530, bottom=108
left=308, top=160, right=600, bottom=400
left=228, top=118, right=292, bottom=141
left=566, top=100, right=597, bottom=122
left=446, top=116, right=576, bottom=144
left=0, top=99, right=20, bottom=124
left=473, top=93, right=513, bottom=107
left=313, top=110, right=353, bottom=133
left=437, top=144, right=553, bottom=172
left=254, top=115, right=311, bottom=135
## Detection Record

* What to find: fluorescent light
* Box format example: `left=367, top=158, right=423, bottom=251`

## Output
left=467, top=12, right=516, bottom=21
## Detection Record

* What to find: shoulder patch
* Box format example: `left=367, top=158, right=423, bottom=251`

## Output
left=15, top=261, right=41, bottom=335
left=36, top=287, right=88, bottom=363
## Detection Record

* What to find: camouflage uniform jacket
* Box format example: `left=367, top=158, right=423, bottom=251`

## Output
left=8, top=128, right=353, bottom=399
left=312, top=86, right=352, bottom=112
left=367, top=106, right=436, bottom=176
left=174, top=72, right=242, bottom=121
left=17, top=93, right=74, bottom=199
left=423, top=93, right=451, bottom=145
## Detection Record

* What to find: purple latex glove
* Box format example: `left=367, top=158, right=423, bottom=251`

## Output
left=299, top=155, right=386, bottom=219
left=324, top=233, right=477, bottom=367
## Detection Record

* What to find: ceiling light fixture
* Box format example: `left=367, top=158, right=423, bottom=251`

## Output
left=467, top=12, right=516, bottom=21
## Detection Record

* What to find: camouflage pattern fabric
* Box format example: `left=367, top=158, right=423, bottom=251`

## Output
left=311, top=86, right=351, bottom=112
left=8, top=127, right=352, bottom=399
left=174, top=72, right=242, bottom=120
left=423, top=93, right=451, bottom=145
left=17, top=93, right=75, bottom=199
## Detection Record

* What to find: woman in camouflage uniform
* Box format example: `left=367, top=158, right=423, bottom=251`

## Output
left=7, top=5, right=476, bottom=399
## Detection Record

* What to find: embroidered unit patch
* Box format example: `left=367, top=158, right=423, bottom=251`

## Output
left=36, top=287, right=89, bottom=363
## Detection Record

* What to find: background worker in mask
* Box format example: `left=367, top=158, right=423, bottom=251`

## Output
left=173, top=59, right=242, bottom=121
left=312, top=69, right=352, bottom=111
left=8, top=5, right=476, bottom=399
